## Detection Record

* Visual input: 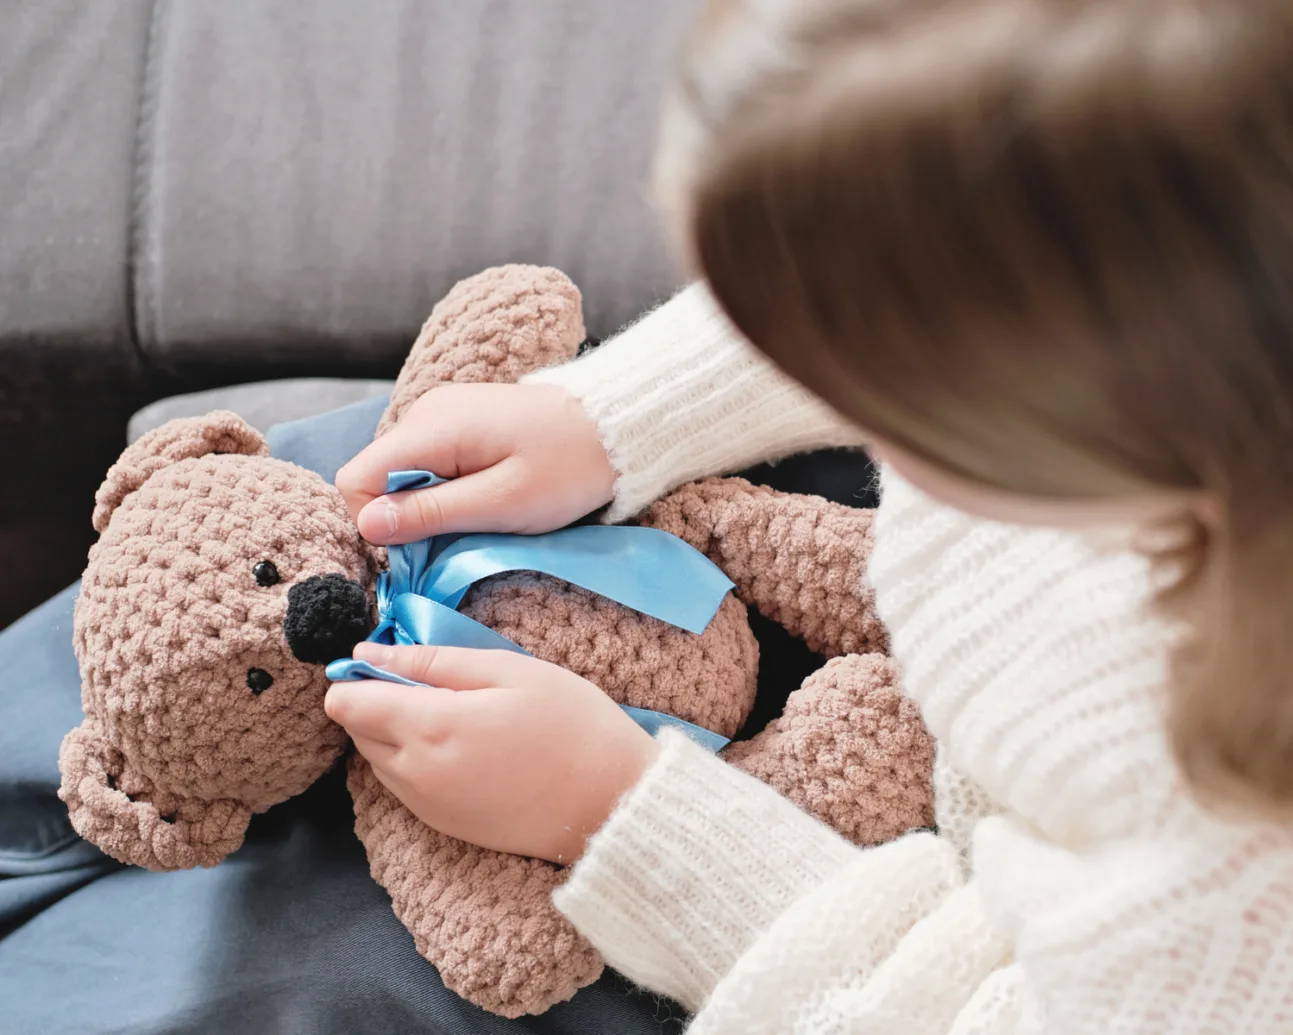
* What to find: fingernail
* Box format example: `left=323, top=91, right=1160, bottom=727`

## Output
left=353, top=642, right=391, bottom=664
left=378, top=499, right=399, bottom=539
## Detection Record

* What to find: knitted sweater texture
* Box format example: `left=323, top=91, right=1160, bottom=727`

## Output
left=525, top=284, right=1293, bottom=1033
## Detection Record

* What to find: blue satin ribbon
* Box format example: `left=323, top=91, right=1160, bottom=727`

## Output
left=326, top=470, right=733, bottom=751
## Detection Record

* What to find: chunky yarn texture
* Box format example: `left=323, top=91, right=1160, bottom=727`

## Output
left=61, top=266, right=933, bottom=1018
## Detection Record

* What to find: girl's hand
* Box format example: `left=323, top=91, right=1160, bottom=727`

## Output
left=324, top=642, right=659, bottom=865
left=334, top=383, right=615, bottom=545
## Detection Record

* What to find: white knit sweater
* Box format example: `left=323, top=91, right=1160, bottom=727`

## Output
left=526, top=284, right=1293, bottom=1033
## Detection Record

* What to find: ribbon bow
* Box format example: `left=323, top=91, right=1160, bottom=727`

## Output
left=326, top=471, right=734, bottom=750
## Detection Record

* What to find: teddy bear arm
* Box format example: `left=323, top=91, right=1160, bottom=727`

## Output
left=57, top=721, right=252, bottom=871
left=722, top=653, right=935, bottom=847
left=378, top=265, right=587, bottom=435
left=642, top=477, right=888, bottom=658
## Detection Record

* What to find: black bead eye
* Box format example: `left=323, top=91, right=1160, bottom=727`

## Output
left=246, top=668, right=274, bottom=695
left=253, top=560, right=281, bottom=587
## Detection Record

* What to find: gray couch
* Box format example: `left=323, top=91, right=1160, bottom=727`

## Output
left=1, top=0, right=699, bottom=627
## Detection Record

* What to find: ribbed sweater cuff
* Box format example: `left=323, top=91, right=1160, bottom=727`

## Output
left=553, top=730, right=861, bottom=1012
left=524, top=282, right=866, bottom=521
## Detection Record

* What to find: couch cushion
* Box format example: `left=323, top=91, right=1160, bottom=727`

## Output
left=0, top=1, right=151, bottom=343
left=127, top=378, right=395, bottom=443
left=3, top=0, right=702, bottom=358
left=137, top=0, right=701, bottom=361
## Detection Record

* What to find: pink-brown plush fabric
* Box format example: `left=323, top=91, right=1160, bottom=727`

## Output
left=65, top=440, right=378, bottom=870
left=724, top=653, right=935, bottom=846
left=639, top=478, right=933, bottom=845
left=91, top=411, right=270, bottom=533
left=639, top=477, right=890, bottom=660
left=377, top=264, right=587, bottom=435
left=61, top=264, right=933, bottom=1018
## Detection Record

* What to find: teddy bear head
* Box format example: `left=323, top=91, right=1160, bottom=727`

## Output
left=60, top=413, right=381, bottom=868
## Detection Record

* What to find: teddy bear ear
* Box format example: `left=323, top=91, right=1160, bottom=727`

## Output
left=92, top=410, right=269, bottom=532
left=58, top=721, right=252, bottom=870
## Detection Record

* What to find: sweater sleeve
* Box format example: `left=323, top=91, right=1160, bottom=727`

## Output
left=553, top=730, right=992, bottom=1017
left=523, top=282, right=866, bottom=521
left=558, top=732, right=1293, bottom=1034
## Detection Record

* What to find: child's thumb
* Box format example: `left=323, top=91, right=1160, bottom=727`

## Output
left=355, top=461, right=528, bottom=544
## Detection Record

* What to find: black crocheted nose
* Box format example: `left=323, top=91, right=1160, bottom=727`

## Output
left=283, top=574, right=372, bottom=665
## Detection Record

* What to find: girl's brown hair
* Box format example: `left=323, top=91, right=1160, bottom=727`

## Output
left=661, top=0, right=1293, bottom=817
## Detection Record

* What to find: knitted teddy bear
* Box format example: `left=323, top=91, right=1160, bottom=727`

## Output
left=59, top=265, right=933, bottom=1018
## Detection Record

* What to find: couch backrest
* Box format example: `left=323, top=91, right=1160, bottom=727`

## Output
left=1, top=0, right=702, bottom=364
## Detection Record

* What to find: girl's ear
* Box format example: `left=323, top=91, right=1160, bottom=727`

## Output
left=92, top=411, right=269, bottom=532
left=639, top=477, right=889, bottom=659
left=58, top=721, right=252, bottom=871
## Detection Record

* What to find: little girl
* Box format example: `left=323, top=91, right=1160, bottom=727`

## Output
left=330, top=0, right=1293, bottom=1030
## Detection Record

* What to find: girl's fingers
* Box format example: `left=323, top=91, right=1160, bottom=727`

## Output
left=349, top=733, right=401, bottom=771
left=324, top=679, right=454, bottom=741
left=334, top=407, right=472, bottom=525
left=334, top=431, right=445, bottom=523
left=352, top=642, right=546, bottom=691
left=360, top=757, right=413, bottom=809
left=354, top=458, right=529, bottom=544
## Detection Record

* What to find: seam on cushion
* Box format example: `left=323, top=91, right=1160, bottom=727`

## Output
left=125, top=0, right=167, bottom=358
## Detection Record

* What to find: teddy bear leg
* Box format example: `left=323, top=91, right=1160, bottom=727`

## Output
left=722, top=654, right=935, bottom=847
left=378, top=265, right=587, bottom=434
left=346, top=754, right=603, bottom=1017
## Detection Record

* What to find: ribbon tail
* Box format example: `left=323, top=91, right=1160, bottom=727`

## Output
left=619, top=706, right=731, bottom=751
left=325, top=658, right=424, bottom=686
left=423, top=527, right=734, bottom=634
